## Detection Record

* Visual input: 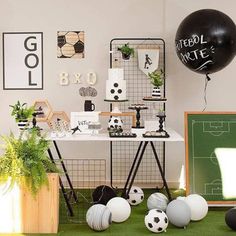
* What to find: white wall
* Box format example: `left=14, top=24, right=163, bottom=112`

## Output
left=1, top=0, right=236, bottom=184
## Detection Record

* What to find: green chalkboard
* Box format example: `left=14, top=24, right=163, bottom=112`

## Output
left=185, top=112, right=236, bottom=204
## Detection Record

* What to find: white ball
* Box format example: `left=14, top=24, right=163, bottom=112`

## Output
left=185, top=194, right=208, bottom=221
left=147, top=192, right=169, bottom=211
left=107, top=197, right=131, bottom=223
left=145, top=209, right=168, bottom=233
left=86, top=204, right=112, bottom=231
left=127, top=186, right=144, bottom=206
left=166, top=200, right=191, bottom=228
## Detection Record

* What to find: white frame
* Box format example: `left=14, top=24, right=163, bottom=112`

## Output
left=3, top=32, right=43, bottom=90
left=70, top=112, right=100, bottom=134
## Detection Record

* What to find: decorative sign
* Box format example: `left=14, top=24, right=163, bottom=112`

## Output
left=138, top=49, right=159, bottom=75
left=57, top=31, right=85, bottom=58
left=3, top=32, right=43, bottom=90
left=70, top=112, right=100, bottom=134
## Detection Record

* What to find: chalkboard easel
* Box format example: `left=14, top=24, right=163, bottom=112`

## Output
left=185, top=112, right=236, bottom=205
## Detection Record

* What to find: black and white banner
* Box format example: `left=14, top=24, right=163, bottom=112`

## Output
left=138, top=48, right=159, bottom=76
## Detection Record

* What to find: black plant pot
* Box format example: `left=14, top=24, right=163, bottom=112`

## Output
left=122, top=53, right=131, bottom=60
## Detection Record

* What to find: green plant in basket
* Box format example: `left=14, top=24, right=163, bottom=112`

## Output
left=148, top=69, right=164, bottom=88
left=10, top=100, right=35, bottom=122
left=0, top=130, right=59, bottom=196
left=118, top=43, right=135, bottom=60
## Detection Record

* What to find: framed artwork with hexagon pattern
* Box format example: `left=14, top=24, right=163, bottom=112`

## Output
left=57, top=31, right=85, bottom=58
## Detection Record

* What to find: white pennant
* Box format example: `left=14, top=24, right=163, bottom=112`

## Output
left=138, top=49, right=159, bottom=75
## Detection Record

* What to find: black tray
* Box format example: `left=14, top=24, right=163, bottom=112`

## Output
left=143, top=97, right=167, bottom=102
left=109, top=132, right=137, bottom=138
left=143, top=131, right=169, bottom=138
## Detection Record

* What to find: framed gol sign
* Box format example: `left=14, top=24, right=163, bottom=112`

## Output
left=3, top=32, right=43, bottom=90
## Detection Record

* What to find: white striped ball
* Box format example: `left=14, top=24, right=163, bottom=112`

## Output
left=86, top=204, right=112, bottom=231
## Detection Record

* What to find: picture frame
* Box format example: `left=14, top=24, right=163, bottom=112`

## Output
left=3, top=32, right=43, bottom=90
left=70, top=112, right=100, bottom=134
left=185, top=111, right=236, bottom=205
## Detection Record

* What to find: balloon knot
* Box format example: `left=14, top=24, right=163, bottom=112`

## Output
left=206, top=73, right=211, bottom=81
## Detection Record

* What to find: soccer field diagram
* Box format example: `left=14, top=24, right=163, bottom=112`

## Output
left=186, top=113, right=236, bottom=203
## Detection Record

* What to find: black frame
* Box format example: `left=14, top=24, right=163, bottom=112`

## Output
left=109, top=37, right=166, bottom=189
left=3, top=32, right=44, bottom=90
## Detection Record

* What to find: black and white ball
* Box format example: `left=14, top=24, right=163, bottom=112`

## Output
left=86, top=204, right=112, bottom=231
left=108, top=116, right=123, bottom=130
left=145, top=209, right=169, bottom=233
left=57, top=31, right=84, bottom=58
left=127, top=186, right=144, bottom=206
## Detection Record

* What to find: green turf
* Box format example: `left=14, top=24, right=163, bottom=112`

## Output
left=1, top=189, right=235, bottom=235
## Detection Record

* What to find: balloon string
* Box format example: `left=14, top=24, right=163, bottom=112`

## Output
left=202, top=74, right=211, bottom=112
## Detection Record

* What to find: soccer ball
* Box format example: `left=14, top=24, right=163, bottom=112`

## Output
left=57, top=31, right=84, bottom=58
left=108, top=116, right=123, bottom=131
left=127, top=186, right=144, bottom=206
left=145, top=209, right=168, bottom=233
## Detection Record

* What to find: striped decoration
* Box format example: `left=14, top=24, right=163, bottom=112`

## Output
left=152, top=87, right=161, bottom=98
left=17, top=119, right=29, bottom=130
left=86, top=204, right=112, bottom=231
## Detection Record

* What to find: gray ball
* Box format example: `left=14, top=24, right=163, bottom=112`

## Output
left=166, top=199, right=191, bottom=228
left=147, top=192, right=169, bottom=211
left=86, top=204, right=112, bottom=231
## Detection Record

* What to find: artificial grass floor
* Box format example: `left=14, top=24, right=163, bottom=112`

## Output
left=1, top=189, right=234, bottom=236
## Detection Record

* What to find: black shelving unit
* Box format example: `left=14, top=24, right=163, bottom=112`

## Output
left=109, top=38, right=167, bottom=189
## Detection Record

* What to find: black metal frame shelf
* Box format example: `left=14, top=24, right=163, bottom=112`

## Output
left=109, top=37, right=167, bottom=189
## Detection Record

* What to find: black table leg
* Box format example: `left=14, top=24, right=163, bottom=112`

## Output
left=150, top=141, right=172, bottom=201
left=122, top=141, right=149, bottom=199
left=110, top=141, right=114, bottom=188
left=47, top=148, right=74, bottom=216
left=53, top=141, right=78, bottom=203
left=121, top=141, right=143, bottom=197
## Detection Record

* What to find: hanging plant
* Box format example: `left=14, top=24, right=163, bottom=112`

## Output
left=117, top=43, right=135, bottom=60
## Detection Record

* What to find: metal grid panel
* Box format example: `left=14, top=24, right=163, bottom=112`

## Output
left=110, top=38, right=166, bottom=187
left=57, top=159, right=106, bottom=223
left=60, top=159, right=106, bottom=188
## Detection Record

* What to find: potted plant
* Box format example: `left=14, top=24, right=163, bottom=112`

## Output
left=9, top=101, right=35, bottom=130
left=148, top=69, right=164, bottom=98
left=118, top=43, right=135, bottom=60
left=0, top=130, right=60, bottom=233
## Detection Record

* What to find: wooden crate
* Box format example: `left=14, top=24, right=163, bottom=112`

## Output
left=0, top=173, right=59, bottom=234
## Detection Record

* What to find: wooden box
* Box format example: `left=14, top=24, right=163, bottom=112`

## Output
left=0, top=173, right=59, bottom=234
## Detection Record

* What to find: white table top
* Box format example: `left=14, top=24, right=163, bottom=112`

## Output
left=49, top=127, right=184, bottom=142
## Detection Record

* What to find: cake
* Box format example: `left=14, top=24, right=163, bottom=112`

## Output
left=106, top=68, right=127, bottom=101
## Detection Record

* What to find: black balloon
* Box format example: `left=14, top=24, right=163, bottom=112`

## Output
left=92, top=185, right=117, bottom=205
left=175, top=9, right=236, bottom=74
left=225, top=207, right=236, bottom=230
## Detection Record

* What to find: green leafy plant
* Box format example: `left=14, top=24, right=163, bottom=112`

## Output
left=10, top=101, right=35, bottom=122
left=118, top=43, right=135, bottom=59
left=148, top=69, right=164, bottom=88
left=0, top=130, right=59, bottom=196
